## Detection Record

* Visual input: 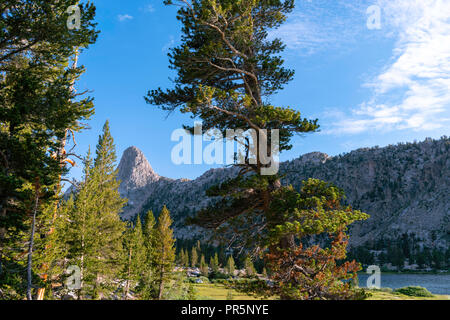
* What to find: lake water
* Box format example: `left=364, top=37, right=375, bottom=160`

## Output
left=357, top=273, right=450, bottom=295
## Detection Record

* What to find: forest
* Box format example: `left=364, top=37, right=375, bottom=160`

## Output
left=1, top=1, right=446, bottom=301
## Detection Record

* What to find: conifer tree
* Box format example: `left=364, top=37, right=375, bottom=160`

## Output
left=210, top=253, right=220, bottom=274
left=66, top=123, right=127, bottom=299
left=196, top=240, right=202, bottom=254
left=89, top=121, right=127, bottom=299
left=0, top=0, right=98, bottom=299
left=64, top=149, right=94, bottom=299
left=147, top=0, right=368, bottom=300
left=138, top=210, right=157, bottom=299
left=122, top=217, right=146, bottom=299
left=200, top=255, right=208, bottom=276
left=32, top=196, right=70, bottom=299
left=178, top=249, right=185, bottom=266
left=244, top=256, right=255, bottom=277
left=183, top=249, right=190, bottom=267
left=153, top=206, right=176, bottom=300
left=226, top=256, right=235, bottom=276
left=191, top=246, right=198, bottom=268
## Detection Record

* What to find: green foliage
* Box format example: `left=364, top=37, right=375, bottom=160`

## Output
left=262, top=179, right=369, bottom=300
left=226, top=255, right=236, bottom=276
left=149, top=0, right=367, bottom=301
left=0, top=0, right=98, bottom=299
left=191, top=246, right=199, bottom=268
left=0, top=0, right=98, bottom=67
left=244, top=256, right=256, bottom=277
left=209, top=253, right=220, bottom=274
left=64, top=123, right=127, bottom=299
left=122, top=217, right=147, bottom=299
left=138, top=210, right=158, bottom=299
left=153, top=206, right=176, bottom=299
left=200, top=255, right=209, bottom=276
left=394, top=286, right=434, bottom=297
left=164, top=272, right=198, bottom=300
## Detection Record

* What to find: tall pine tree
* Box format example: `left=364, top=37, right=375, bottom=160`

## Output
left=153, top=206, right=176, bottom=300
left=65, top=123, right=127, bottom=299
left=139, top=210, right=157, bottom=299
left=122, top=217, right=146, bottom=299
left=0, top=0, right=98, bottom=299
left=147, top=0, right=368, bottom=300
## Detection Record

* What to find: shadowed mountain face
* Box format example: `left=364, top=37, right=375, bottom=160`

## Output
left=116, top=138, right=449, bottom=248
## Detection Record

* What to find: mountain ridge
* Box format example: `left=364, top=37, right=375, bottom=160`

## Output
left=112, top=137, right=449, bottom=248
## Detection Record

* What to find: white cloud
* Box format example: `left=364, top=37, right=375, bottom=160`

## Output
left=162, top=36, right=175, bottom=53
left=118, top=14, right=134, bottom=22
left=142, top=4, right=155, bottom=13
left=268, top=1, right=367, bottom=55
left=330, top=0, right=450, bottom=134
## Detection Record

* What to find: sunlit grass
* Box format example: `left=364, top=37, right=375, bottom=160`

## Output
left=193, top=283, right=450, bottom=300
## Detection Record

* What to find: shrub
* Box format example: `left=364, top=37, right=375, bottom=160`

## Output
left=209, top=272, right=231, bottom=281
left=394, top=286, right=434, bottom=297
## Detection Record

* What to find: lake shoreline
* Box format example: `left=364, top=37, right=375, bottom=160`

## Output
left=356, top=273, right=450, bottom=295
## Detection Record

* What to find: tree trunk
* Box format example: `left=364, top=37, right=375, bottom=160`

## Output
left=36, top=50, right=79, bottom=300
left=26, top=185, right=40, bottom=300
left=158, top=266, right=164, bottom=300
left=125, top=248, right=132, bottom=300
left=79, top=253, right=84, bottom=300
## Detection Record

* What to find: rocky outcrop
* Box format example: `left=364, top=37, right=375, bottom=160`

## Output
left=116, top=146, right=170, bottom=220
left=116, top=137, right=449, bottom=248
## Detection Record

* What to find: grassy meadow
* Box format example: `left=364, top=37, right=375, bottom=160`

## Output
left=193, top=283, right=450, bottom=300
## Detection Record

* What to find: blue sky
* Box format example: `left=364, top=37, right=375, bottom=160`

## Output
left=68, top=0, right=450, bottom=183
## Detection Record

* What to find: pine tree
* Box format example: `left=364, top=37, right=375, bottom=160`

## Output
left=153, top=206, right=176, bottom=300
left=32, top=196, right=70, bottom=299
left=178, top=249, right=185, bottom=267
left=262, top=268, right=268, bottom=279
left=89, top=121, right=127, bottom=299
left=210, top=253, right=220, bottom=274
left=244, top=256, right=255, bottom=278
left=183, top=249, right=190, bottom=267
left=196, top=240, right=202, bottom=254
left=64, top=149, right=94, bottom=299
left=226, top=256, right=235, bottom=276
left=200, top=255, right=208, bottom=276
left=147, top=0, right=368, bottom=300
left=0, top=1, right=98, bottom=299
left=263, top=180, right=369, bottom=300
left=191, top=246, right=198, bottom=268
left=65, top=123, right=127, bottom=299
left=122, top=217, right=146, bottom=299
left=139, top=210, right=157, bottom=299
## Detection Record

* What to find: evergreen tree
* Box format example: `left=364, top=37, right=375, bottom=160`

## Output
left=153, top=206, right=176, bottom=300
left=139, top=210, right=157, bottom=299
left=191, top=246, right=198, bottom=268
left=32, top=196, right=70, bottom=299
left=209, top=253, right=219, bottom=274
left=89, top=121, right=127, bottom=298
left=66, top=123, right=127, bottom=299
left=122, top=217, right=146, bottom=299
left=226, top=256, right=235, bottom=276
left=244, top=256, right=255, bottom=277
left=196, top=240, right=202, bottom=254
left=0, top=0, right=98, bottom=299
left=183, top=249, right=190, bottom=267
left=178, top=249, right=186, bottom=267
left=200, top=255, right=208, bottom=276
left=147, top=0, right=368, bottom=300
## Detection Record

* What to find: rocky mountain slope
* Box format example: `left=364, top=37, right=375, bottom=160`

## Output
left=116, top=137, right=449, bottom=248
